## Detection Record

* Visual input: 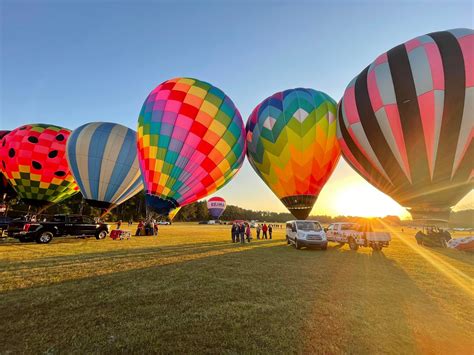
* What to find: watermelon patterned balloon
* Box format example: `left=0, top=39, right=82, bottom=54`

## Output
left=246, top=88, right=340, bottom=220
left=137, top=77, right=246, bottom=215
left=0, top=124, right=79, bottom=207
left=0, top=131, right=17, bottom=201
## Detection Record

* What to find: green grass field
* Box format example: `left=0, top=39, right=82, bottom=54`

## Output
left=1, top=223, right=473, bottom=354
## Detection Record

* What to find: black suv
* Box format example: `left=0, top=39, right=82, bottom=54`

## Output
left=15, top=214, right=109, bottom=244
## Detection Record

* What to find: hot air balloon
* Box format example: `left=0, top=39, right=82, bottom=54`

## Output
left=168, top=207, right=181, bottom=221
left=337, top=28, right=473, bottom=221
left=0, top=124, right=79, bottom=208
left=137, top=77, right=246, bottom=216
left=0, top=131, right=16, bottom=201
left=246, top=88, right=341, bottom=219
left=207, top=196, right=226, bottom=219
left=66, top=122, right=143, bottom=210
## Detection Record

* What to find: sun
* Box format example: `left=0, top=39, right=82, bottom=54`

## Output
left=332, top=182, right=409, bottom=218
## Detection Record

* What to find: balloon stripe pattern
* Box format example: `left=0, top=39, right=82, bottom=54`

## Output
left=0, top=124, right=79, bottom=206
left=246, top=88, right=340, bottom=219
left=66, top=122, right=143, bottom=208
left=337, top=28, right=473, bottom=217
left=137, top=78, right=246, bottom=215
left=115, top=178, right=143, bottom=206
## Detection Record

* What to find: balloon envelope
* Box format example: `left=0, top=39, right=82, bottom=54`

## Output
left=66, top=122, right=143, bottom=209
left=137, top=77, right=246, bottom=215
left=337, top=28, right=473, bottom=220
left=207, top=196, right=226, bottom=219
left=246, top=88, right=340, bottom=219
left=168, top=207, right=181, bottom=221
left=0, top=124, right=79, bottom=207
left=0, top=131, right=17, bottom=201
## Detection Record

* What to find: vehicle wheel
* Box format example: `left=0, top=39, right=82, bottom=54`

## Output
left=286, top=235, right=290, bottom=244
left=36, top=231, right=53, bottom=244
left=348, top=238, right=359, bottom=251
left=96, top=230, right=108, bottom=240
left=295, top=238, right=301, bottom=250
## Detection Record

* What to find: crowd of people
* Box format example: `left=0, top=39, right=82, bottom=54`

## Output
left=230, top=222, right=274, bottom=243
left=113, top=219, right=279, bottom=241
left=134, top=219, right=159, bottom=236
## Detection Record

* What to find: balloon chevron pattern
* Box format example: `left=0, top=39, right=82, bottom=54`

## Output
left=66, top=122, right=143, bottom=209
left=246, top=88, right=340, bottom=219
left=337, top=28, right=473, bottom=219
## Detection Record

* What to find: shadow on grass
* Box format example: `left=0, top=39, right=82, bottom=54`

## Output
left=303, top=246, right=474, bottom=354
left=1, top=240, right=472, bottom=354
left=427, top=246, right=474, bottom=267
left=0, top=242, right=426, bottom=353
left=0, top=239, right=284, bottom=292
left=0, top=238, right=282, bottom=267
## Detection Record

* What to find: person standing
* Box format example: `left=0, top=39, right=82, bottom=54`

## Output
left=268, top=224, right=273, bottom=239
left=231, top=223, right=237, bottom=243
left=262, top=223, right=268, bottom=239
left=135, top=220, right=144, bottom=236
left=116, top=220, right=122, bottom=230
left=256, top=224, right=261, bottom=239
left=145, top=220, right=151, bottom=235
left=245, top=224, right=251, bottom=243
left=239, top=223, right=246, bottom=244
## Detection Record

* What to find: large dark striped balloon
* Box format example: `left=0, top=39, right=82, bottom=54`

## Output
left=337, top=28, right=473, bottom=220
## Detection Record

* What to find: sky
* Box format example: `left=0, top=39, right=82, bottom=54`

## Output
left=1, top=0, right=473, bottom=218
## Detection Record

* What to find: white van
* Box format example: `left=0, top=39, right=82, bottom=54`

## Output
left=286, top=220, right=327, bottom=250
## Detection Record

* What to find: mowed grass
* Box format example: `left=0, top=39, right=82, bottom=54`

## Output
left=0, top=223, right=473, bottom=354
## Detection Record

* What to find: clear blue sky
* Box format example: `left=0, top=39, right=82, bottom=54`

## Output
left=1, top=0, right=473, bottom=216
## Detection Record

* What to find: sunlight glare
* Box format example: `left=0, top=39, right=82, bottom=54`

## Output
left=333, top=181, right=408, bottom=218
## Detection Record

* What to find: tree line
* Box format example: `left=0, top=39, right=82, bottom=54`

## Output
left=3, top=191, right=473, bottom=228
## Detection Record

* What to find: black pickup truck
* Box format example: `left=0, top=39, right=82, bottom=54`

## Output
left=0, top=216, right=13, bottom=236
left=15, top=214, right=109, bottom=244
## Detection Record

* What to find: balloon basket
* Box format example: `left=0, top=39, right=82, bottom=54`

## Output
left=408, top=207, right=451, bottom=223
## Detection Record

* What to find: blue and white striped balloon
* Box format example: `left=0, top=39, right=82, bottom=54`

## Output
left=66, top=122, right=143, bottom=209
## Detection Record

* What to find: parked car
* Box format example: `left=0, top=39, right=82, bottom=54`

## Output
left=286, top=220, right=327, bottom=250
left=326, top=222, right=391, bottom=250
left=157, top=221, right=170, bottom=225
left=14, top=214, right=109, bottom=244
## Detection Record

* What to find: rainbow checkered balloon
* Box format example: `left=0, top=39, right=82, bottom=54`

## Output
left=137, top=78, right=246, bottom=215
left=246, top=88, right=340, bottom=220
